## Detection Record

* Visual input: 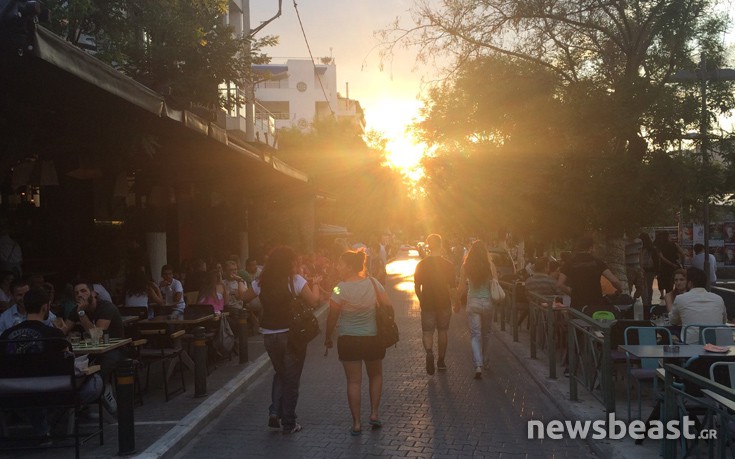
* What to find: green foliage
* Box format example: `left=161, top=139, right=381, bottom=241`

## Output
left=383, top=0, right=735, bottom=240
left=44, top=0, right=276, bottom=110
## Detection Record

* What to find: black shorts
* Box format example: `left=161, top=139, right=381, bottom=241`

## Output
left=421, top=308, right=452, bottom=332
left=337, top=335, right=385, bottom=362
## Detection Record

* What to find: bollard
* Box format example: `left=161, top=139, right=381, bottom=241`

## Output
left=193, top=326, right=207, bottom=397
left=238, top=309, right=249, bottom=364
left=116, top=358, right=136, bottom=455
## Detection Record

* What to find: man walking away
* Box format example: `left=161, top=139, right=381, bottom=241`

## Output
left=691, top=243, right=717, bottom=286
left=414, top=234, right=455, bottom=375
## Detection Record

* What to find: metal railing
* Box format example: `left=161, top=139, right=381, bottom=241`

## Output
left=567, top=308, right=616, bottom=412
left=662, top=363, right=735, bottom=458
left=499, top=280, right=523, bottom=340
left=527, top=291, right=564, bottom=379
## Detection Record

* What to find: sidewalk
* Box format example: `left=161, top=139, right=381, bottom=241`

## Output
left=0, top=331, right=271, bottom=459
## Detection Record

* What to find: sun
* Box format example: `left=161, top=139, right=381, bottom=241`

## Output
left=385, top=136, right=425, bottom=181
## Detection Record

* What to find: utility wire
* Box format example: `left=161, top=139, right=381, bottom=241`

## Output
left=292, top=0, right=335, bottom=116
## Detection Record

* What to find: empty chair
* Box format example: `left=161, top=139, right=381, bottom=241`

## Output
left=683, top=324, right=729, bottom=345
left=624, top=326, right=672, bottom=421
left=701, top=326, right=735, bottom=346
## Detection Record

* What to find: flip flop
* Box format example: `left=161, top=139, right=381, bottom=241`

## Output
left=369, top=419, right=383, bottom=429
left=350, top=428, right=362, bottom=436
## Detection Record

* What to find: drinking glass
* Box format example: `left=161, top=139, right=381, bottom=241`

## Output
left=89, top=327, right=103, bottom=345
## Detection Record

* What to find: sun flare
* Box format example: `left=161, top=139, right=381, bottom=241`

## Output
left=385, top=136, right=425, bottom=182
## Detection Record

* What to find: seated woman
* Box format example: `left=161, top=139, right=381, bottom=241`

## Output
left=124, top=270, right=163, bottom=311
left=197, top=270, right=228, bottom=313
left=665, top=268, right=688, bottom=313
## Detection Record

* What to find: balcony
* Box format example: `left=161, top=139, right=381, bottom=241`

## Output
left=218, top=83, right=277, bottom=148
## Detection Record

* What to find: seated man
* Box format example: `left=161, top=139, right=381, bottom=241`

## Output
left=670, top=267, right=727, bottom=344
left=525, top=257, right=563, bottom=296
left=158, top=265, right=186, bottom=320
left=67, top=280, right=123, bottom=415
left=0, top=288, right=102, bottom=436
left=0, top=279, right=59, bottom=334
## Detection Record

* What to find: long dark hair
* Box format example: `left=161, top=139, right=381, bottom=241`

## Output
left=259, top=246, right=297, bottom=293
left=198, top=270, right=220, bottom=299
left=126, top=270, right=149, bottom=296
left=463, top=240, right=492, bottom=285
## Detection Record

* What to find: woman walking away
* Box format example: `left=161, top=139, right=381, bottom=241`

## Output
left=248, top=246, right=321, bottom=434
left=324, top=249, right=390, bottom=436
left=456, top=240, right=496, bottom=380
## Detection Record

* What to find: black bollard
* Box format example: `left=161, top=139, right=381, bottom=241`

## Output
left=116, top=358, right=136, bottom=456
left=193, top=326, right=207, bottom=397
left=238, top=309, right=249, bottom=364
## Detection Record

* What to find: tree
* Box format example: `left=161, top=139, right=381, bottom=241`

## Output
left=44, top=0, right=276, bottom=110
left=381, top=0, right=735, bottom=237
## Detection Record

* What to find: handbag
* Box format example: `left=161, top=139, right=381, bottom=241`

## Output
left=369, top=277, right=399, bottom=349
left=214, top=313, right=235, bottom=355
left=489, top=262, right=506, bottom=303
left=287, top=280, right=320, bottom=351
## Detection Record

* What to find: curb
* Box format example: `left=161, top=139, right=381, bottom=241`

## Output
left=133, top=352, right=272, bottom=459
left=494, top=329, right=611, bottom=459
left=134, top=304, right=329, bottom=459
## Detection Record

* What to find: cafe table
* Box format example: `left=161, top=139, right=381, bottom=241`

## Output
left=619, top=344, right=735, bottom=359
left=72, top=337, right=132, bottom=356
left=137, top=314, right=215, bottom=375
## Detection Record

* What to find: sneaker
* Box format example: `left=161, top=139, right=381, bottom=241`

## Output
left=268, top=414, right=280, bottom=429
left=474, top=366, right=482, bottom=380
left=283, top=423, right=302, bottom=434
left=426, top=351, right=435, bottom=375
left=563, top=368, right=570, bottom=378
left=437, top=360, right=447, bottom=372
left=102, top=384, right=117, bottom=416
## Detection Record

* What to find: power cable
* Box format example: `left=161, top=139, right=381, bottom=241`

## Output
left=292, top=0, right=335, bottom=116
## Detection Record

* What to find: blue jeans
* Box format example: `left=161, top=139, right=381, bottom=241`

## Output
left=264, top=332, right=306, bottom=430
left=466, top=297, right=493, bottom=368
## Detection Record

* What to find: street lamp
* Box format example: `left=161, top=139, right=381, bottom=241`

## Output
left=668, top=54, right=735, bottom=289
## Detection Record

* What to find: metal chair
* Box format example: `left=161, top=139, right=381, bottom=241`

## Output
left=683, top=324, right=729, bottom=344
left=624, top=326, right=672, bottom=420
left=701, top=326, right=735, bottom=346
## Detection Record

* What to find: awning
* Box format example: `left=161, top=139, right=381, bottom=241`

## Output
left=27, top=25, right=308, bottom=186
left=34, top=26, right=165, bottom=116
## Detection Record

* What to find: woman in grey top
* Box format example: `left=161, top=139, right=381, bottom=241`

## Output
left=324, top=249, right=391, bottom=435
left=456, top=240, right=497, bottom=379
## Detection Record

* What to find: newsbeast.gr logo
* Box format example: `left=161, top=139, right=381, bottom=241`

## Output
left=528, top=414, right=717, bottom=441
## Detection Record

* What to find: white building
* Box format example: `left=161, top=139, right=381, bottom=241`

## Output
left=253, top=59, right=366, bottom=132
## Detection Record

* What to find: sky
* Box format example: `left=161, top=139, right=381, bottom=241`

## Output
left=249, top=0, right=430, bottom=171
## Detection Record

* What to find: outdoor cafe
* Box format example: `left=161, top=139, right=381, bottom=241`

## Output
left=497, top=278, right=735, bottom=458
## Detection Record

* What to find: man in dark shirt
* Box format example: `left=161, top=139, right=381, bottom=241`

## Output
left=68, top=280, right=123, bottom=415
left=414, top=233, right=455, bottom=375
left=557, top=237, right=623, bottom=311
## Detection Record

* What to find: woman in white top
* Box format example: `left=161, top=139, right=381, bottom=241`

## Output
left=324, top=249, right=391, bottom=435
left=125, top=270, right=163, bottom=310
left=456, top=240, right=496, bottom=379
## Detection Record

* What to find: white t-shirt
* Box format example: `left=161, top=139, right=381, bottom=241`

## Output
left=160, top=278, right=185, bottom=313
left=93, top=284, right=112, bottom=303
left=125, top=293, right=149, bottom=308
left=252, top=275, right=308, bottom=334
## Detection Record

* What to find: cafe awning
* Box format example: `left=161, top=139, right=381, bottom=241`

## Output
left=14, top=25, right=309, bottom=188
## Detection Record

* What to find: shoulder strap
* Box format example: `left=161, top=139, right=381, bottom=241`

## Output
left=368, top=277, right=382, bottom=306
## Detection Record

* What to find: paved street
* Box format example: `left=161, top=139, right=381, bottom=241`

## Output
left=175, top=254, right=595, bottom=458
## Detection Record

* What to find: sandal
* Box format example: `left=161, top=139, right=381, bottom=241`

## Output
left=350, top=428, right=362, bottom=436
left=369, top=419, right=383, bottom=429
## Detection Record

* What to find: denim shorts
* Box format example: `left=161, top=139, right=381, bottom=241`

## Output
left=420, top=308, right=452, bottom=332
